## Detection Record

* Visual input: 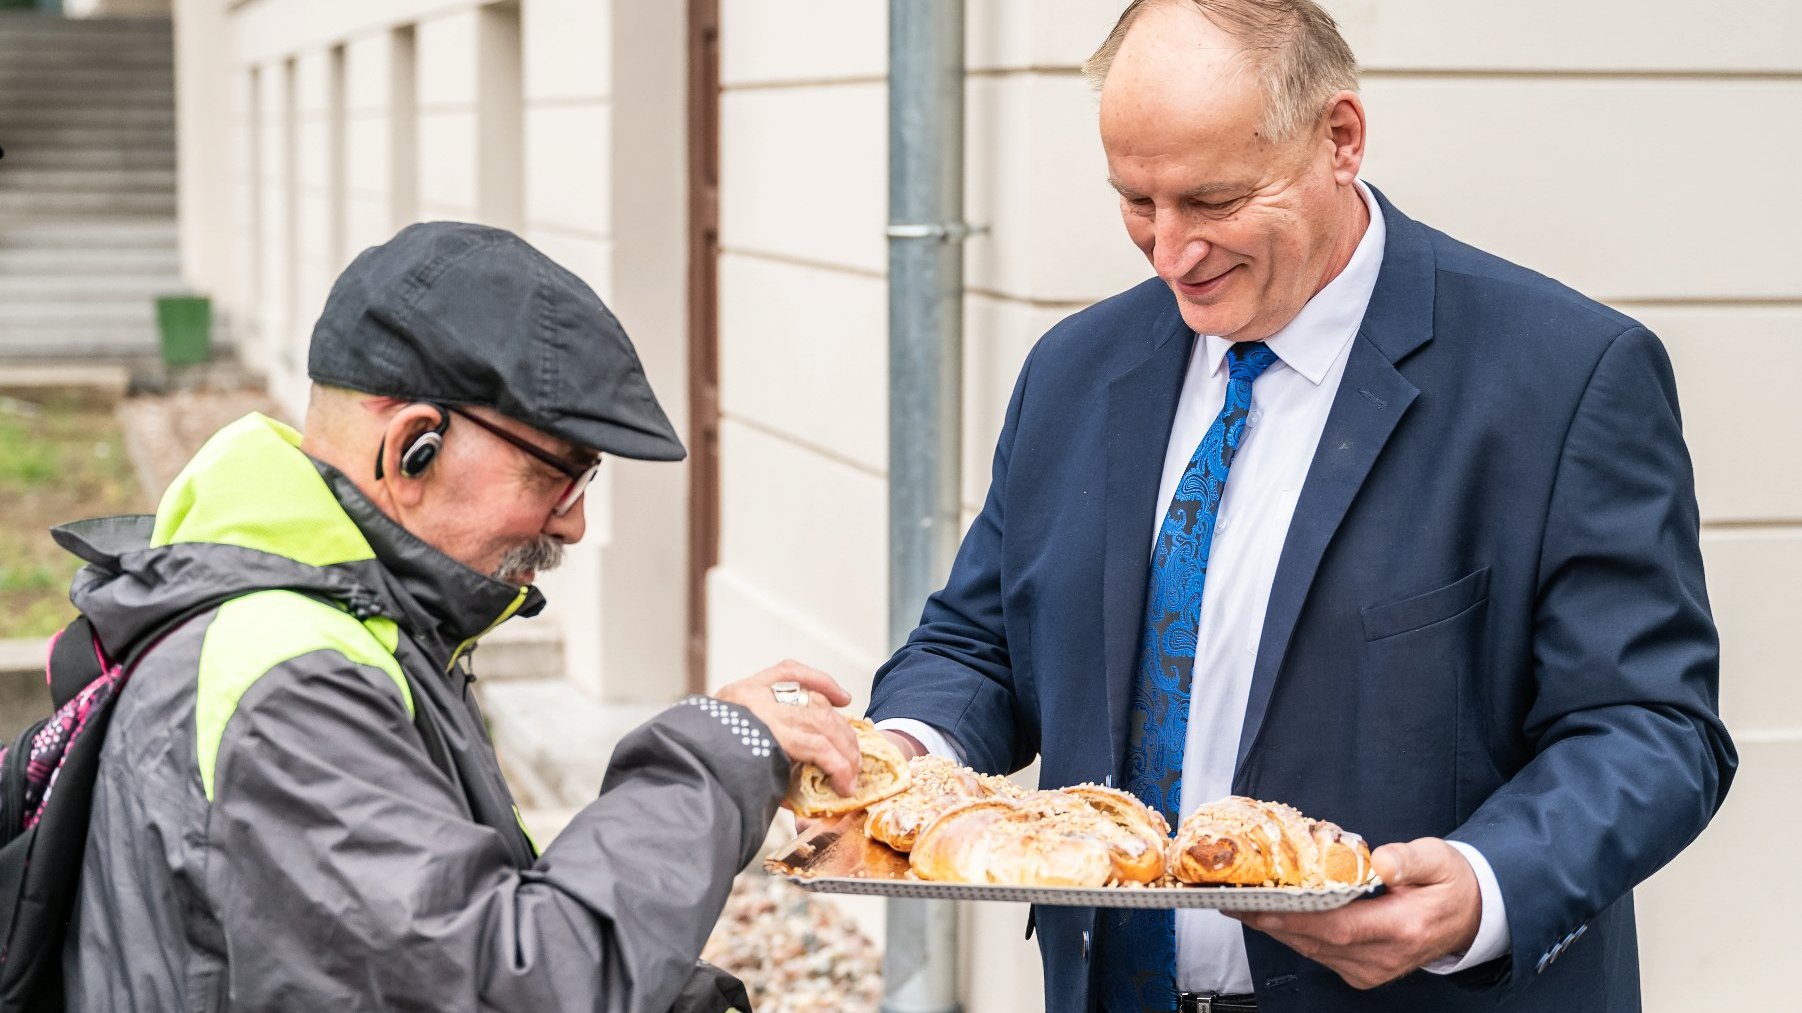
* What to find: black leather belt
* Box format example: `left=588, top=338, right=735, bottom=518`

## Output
left=1178, top=992, right=1257, bottom=1013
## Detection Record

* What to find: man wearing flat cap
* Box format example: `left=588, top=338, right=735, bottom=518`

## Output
left=58, top=222, right=860, bottom=1012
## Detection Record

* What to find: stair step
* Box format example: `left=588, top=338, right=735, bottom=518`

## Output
left=0, top=126, right=175, bottom=150
left=0, top=219, right=177, bottom=248
left=0, top=293, right=157, bottom=315
left=0, top=167, right=177, bottom=192
left=0, top=12, right=171, bottom=32
left=0, top=146, right=176, bottom=170
left=0, top=191, right=175, bottom=214
left=0, top=38, right=170, bottom=53
left=0, top=273, right=185, bottom=301
left=0, top=66, right=173, bottom=87
left=0, top=86, right=177, bottom=108
left=0, top=246, right=179, bottom=274
left=0, top=51, right=174, bottom=73
left=2, top=106, right=175, bottom=129
left=0, top=330, right=158, bottom=360
left=0, top=34, right=171, bottom=47
left=0, top=24, right=173, bottom=44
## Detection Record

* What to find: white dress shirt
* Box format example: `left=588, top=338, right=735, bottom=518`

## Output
left=878, top=182, right=1507, bottom=990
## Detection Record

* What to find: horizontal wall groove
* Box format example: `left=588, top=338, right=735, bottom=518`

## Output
left=1730, top=729, right=1802, bottom=745
left=704, top=68, right=1802, bottom=86
left=700, top=68, right=1802, bottom=91
left=1363, top=67, right=1802, bottom=83
left=967, top=66, right=1085, bottom=79
left=719, top=246, right=886, bottom=281
left=722, top=412, right=887, bottom=481
left=721, top=75, right=886, bottom=92
left=1609, top=297, right=1802, bottom=309
left=521, top=94, right=613, bottom=109
left=523, top=221, right=611, bottom=243
left=966, top=285, right=1101, bottom=311
left=1701, top=519, right=1802, bottom=532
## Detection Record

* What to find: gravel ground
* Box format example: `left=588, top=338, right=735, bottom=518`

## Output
left=117, top=385, right=286, bottom=500
left=704, top=873, right=884, bottom=1013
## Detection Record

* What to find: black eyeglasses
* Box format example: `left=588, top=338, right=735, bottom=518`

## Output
left=444, top=406, right=601, bottom=516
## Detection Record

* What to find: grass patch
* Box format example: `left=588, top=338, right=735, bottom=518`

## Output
left=0, top=388, right=144, bottom=639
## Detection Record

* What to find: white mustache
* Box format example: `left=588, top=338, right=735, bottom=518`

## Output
left=493, top=537, right=564, bottom=584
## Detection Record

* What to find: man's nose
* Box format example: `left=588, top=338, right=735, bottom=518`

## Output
left=545, top=497, right=587, bottom=544
left=1152, top=218, right=1208, bottom=281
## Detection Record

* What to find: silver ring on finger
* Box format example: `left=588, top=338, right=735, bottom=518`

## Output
left=770, top=680, right=809, bottom=707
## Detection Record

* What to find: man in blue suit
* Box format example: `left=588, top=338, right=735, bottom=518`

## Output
left=866, top=1, right=1736, bottom=1011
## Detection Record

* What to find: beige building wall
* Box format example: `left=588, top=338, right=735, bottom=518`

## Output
left=710, top=1, right=1798, bottom=1009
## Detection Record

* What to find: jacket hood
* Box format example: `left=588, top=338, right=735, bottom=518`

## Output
left=61, top=413, right=543, bottom=665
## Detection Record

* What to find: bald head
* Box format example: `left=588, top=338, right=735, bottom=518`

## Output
left=1087, top=0, right=1359, bottom=144
left=1099, top=2, right=1267, bottom=152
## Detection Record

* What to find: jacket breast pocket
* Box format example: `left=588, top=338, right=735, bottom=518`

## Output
left=1360, top=566, right=1491, bottom=642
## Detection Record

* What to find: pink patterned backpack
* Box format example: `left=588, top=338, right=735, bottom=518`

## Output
left=0, top=609, right=201, bottom=1012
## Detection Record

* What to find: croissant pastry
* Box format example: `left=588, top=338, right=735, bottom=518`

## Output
left=909, top=789, right=1167, bottom=887
left=783, top=718, right=912, bottom=818
left=1171, top=796, right=1371, bottom=887
left=864, top=755, right=1023, bottom=852
left=1059, top=783, right=1171, bottom=885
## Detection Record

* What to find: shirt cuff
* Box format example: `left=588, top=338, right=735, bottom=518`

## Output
left=872, top=718, right=966, bottom=764
left=1423, top=841, right=1511, bottom=974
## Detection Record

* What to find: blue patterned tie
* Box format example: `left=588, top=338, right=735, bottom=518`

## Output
left=1096, top=340, right=1280, bottom=1012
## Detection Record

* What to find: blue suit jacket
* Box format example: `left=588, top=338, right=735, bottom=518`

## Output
left=868, top=191, right=1736, bottom=1013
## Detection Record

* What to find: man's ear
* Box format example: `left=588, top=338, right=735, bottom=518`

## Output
left=376, top=403, right=448, bottom=507
left=1323, top=90, right=1366, bottom=186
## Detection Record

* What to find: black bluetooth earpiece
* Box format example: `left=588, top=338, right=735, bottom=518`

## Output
left=398, top=429, right=444, bottom=477
left=375, top=405, right=450, bottom=480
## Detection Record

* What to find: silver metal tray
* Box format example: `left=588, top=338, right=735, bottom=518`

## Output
left=765, top=815, right=1383, bottom=912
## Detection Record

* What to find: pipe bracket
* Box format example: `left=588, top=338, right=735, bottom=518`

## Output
left=886, top=222, right=989, bottom=242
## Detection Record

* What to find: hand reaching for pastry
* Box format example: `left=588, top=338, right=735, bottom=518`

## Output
left=790, top=730, right=925, bottom=835
left=1225, top=837, right=1483, bottom=990
left=714, top=660, right=862, bottom=796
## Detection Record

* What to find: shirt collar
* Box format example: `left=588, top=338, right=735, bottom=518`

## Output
left=1201, top=179, right=1387, bottom=386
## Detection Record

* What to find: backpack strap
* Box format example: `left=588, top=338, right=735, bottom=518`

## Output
left=49, top=596, right=245, bottom=713
left=46, top=617, right=106, bottom=713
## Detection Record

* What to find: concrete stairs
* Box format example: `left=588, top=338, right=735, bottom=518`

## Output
left=0, top=12, right=182, bottom=360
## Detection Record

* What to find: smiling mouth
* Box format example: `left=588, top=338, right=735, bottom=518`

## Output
left=1176, top=265, right=1237, bottom=298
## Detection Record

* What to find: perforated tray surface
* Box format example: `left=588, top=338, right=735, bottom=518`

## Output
left=765, top=815, right=1382, bottom=912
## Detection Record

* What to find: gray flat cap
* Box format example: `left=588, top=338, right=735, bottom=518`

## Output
left=307, top=221, right=685, bottom=462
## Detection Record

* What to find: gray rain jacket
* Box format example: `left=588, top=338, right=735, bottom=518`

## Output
left=63, top=414, right=784, bottom=1012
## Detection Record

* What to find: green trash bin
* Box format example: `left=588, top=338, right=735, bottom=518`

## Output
left=155, top=294, right=212, bottom=367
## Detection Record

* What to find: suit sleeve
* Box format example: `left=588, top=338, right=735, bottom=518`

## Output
left=867, top=350, right=1036, bottom=776
left=206, top=654, right=785, bottom=1013
left=1447, top=325, right=1736, bottom=989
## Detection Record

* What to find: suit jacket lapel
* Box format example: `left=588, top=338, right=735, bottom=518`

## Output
left=1234, top=189, right=1437, bottom=777
left=1103, top=320, right=1194, bottom=783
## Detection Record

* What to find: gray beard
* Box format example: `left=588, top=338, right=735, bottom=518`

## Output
left=492, top=536, right=565, bottom=585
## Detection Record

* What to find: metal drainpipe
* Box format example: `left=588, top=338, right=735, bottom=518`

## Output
left=884, top=2, right=968, bottom=1012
